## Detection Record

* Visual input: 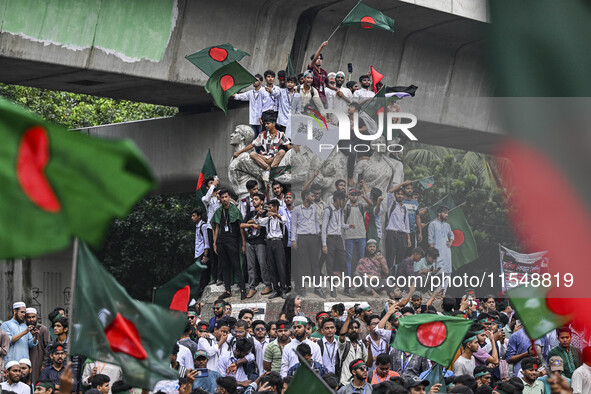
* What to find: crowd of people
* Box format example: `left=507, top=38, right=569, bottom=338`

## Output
left=2, top=296, right=590, bottom=394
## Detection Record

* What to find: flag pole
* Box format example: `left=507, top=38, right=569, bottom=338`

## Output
left=66, top=237, right=79, bottom=360
left=326, top=0, right=362, bottom=42
left=448, top=202, right=467, bottom=212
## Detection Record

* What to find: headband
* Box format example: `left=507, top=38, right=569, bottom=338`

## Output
left=462, top=335, right=477, bottom=345
left=327, top=72, right=336, bottom=78
left=199, top=324, right=208, bottom=331
left=188, top=311, right=197, bottom=316
left=36, top=382, right=55, bottom=390
left=473, top=329, right=485, bottom=335
left=214, top=303, right=225, bottom=308
left=367, top=239, right=377, bottom=246
left=351, top=360, right=366, bottom=371
left=292, top=316, right=308, bottom=324
left=336, top=71, right=346, bottom=77
left=277, top=323, right=290, bottom=329
left=474, top=371, right=490, bottom=378
left=317, top=312, right=329, bottom=319
left=303, top=70, right=313, bottom=78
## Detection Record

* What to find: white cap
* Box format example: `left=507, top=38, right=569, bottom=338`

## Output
left=292, top=316, right=308, bottom=324
left=359, top=302, right=371, bottom=311
left=19, top=358, right=31, bottom=367
left=13, top=301, right=26, bottom=309
left=25, top=308, right=37, bottom=315
left=5, top=360, right=20, bottom=370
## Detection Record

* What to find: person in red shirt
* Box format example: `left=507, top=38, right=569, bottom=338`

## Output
left=308, top=41, right=329, bottom=104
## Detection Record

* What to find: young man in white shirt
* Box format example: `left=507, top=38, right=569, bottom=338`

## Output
left=232, top=74, right=264, bottom=137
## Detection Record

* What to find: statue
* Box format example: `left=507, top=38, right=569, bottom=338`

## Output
left=274, top=144, right=323, bottom=191
left=309, top=148, right=348, bottom=203
left=352, top=136, right=404, bottom=195
left=228, top=125, right=263, bottom=199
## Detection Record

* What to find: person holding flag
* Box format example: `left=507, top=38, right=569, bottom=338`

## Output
left=307, top=41, right=329, bottom=103
left=202, top=176, right=222, bottom=285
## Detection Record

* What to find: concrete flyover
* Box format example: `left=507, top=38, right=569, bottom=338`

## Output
left=0, top=0, right=500, bottom=317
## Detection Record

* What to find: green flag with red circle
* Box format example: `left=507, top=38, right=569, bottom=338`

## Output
left=186, top=44, right=250, bottom=77
left=341, top=2, right=395, bottom=33
left=205, top=61, right=257, bottom=113
left=448, top=206, right=478, bottom=270
left=393, top=314, right=472, bottom=367
left=195, top=149, right=217, bottom=207
left=0, top=98, right=156, bottom=259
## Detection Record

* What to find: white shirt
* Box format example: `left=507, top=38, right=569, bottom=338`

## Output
left=202, top=185, right=220, bottom=230
left=353, top=88, right=375, bottom=99
left=272, top=88, right=301, bottom=128
left=572, top=363, right=591, bottom=394
left=194, top=220, right=209, bottom=258
left=0, top=382, right=30, bottom=394
left=240, top=196, right=256, bottom=219
left=234, top=89, right=263, bottom=125
left=177, top=341, right=194, bottom=370
left=198, top=334, right=220, bottom=373
left=280, top=338, right=322, bottom=377
left=279, top=206, right=292, bottom=247
left=261, top=86, right=280, bottom=112
left=82, top=361, right=123, bottom=392
left=256, top=214, right=287, bottom=239
left=254, top=338, right=270, bottom=377
left=218, top=354, right=249, bottom=382
left=321, top=337, right=338, bottom=373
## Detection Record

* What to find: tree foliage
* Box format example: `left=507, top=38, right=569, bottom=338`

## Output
left=0, top=83, right=177, bottom=129
left=403, top=142, right=521, bottom=254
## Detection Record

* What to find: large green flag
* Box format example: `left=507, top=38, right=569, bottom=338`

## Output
left=205, top=61, right=257, bottom=113
left=71, top=242, right=186, bottom=390
left=154, top=261, right=206, bottom=310
left=0, top=98, right=155, bottom=259
left=186, top=44, right=250, bottom=77
left=424, top=364, right=451, bottom=392
left=341, top=2, right=395, bottom=33
left=507, top=285, right=571, bottom=340
left=393, top=314, right=472, bottom=367
left=195, top=149, right=217, bottom=207
left=417, top=176, right=434, bottom=191
left=427, top=195, right=456, bottom=220
left=285, top=351, right=334, bottom=394
left=447, top=207, right=478, bottom=270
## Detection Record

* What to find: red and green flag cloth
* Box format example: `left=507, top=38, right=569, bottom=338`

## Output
left=427, top=195, right=456, bottom=221
left=0, top=98, right=155, bottom=259
left=285, top=350, right=334, bottom=394
left=416, top=176, right=434, bottom=190
left=186, top=44, right=250, bottom=77
left=370, top=66, right=383, bottom=93
left=490, top=0, right=591, bottom=326
left=508, top=285, right=572, bottom=340
left=392, top=314, right=472, bottom=367
left=70, top=242, right=186, bottom=389
left=195, top=149, right=217, bottom=206
left=341, top=1, right=395, bottom=33
left=205, top=61, right=257, bottom=113
left=447, top=206, right=478, bottom=270
left=154, top=261, right=206, bottom=312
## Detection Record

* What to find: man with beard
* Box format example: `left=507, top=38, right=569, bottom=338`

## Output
left=338, top=308, right=368, bottom=386
left=354, top=240, right=388, bottom=297
left=251, top=320, right=269, bottom=376
left=241, top=192, right=268, bottom=298
left=353, top=75, right=375, bottom=101
left=269, top=181, right=287, bottom=209
left=212, top=188, right=247, bottom=300
left=428, top=206, right=454, bottom=275
left=520, top=357, right=544, bottom=393
left=264, top=320, right=291, bottom=373
left=208, top=301, right=227, bottom=333
left=198, top=319, right=230, bottom=374
left=280, top=317, right=321, bottom=377
left=19, top=358, right=33, bottom=390
left=191, top=350, right=221, bottom=393
left=40, top=343, right=67, bottom=387
left=1, top=361, right=30, bottom=394
left=337, top=359, right=373, bottom=394
left=1, top=302, right=38, bottom=363
left=25, top=307, right=49, bottom=384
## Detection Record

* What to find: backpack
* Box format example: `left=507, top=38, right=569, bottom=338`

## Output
left=318, top=339, right=348, bottom=380
left=344, top=203, right=366, bottom=223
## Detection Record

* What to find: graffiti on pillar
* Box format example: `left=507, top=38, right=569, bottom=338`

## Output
left=30, top=287, right=42, bottom=308
left=63, top=287, right=72, bottom=312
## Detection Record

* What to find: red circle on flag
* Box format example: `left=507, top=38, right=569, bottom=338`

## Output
left=16, top=125, right=62, bottom=213
left=452, top=230, right=465, bottom=247
left=417, top=321, right=447, bottom=347
left=220, top=75, right=235, bottom=91
left=361, top=16, right=376, bottom=28
left=209, top=47, right=228, bottom=62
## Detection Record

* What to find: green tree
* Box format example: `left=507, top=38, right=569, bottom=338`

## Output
left=0, top=83, right=177, bottom=129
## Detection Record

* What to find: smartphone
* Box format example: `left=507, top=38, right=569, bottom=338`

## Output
left=195, top=368, right=209, bottom=378
left=347, top=63, right=353, bottom=73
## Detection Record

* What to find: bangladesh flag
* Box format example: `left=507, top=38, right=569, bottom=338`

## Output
left=370, top=65, right=383, bottom=93
left=71, top=242, right=186, bottom=389
left=205, top=61, right=257, bottom=113
left=417, top=176, right=434, bottom=190
left=423, top=364, right=451, bottom=392
left=447, top=207, right=478, bottom=270
left=270, top=165, right=291, bottom=180
left=0, top=98, right=155, bottom=259
left=154, top=261, right=206, bottom=312
left=508, top=285, right=572, bottom=339
left=427, top=195, right=456, bottom=220
left=341, top=1, right=395, bottom=33
left=186, top=44, right=250, bottom=77
left=393, top=314, right=472, bottom=367
left=285, top=351, right=334, bottom=394
left=195, top=149, right=217, bottom=206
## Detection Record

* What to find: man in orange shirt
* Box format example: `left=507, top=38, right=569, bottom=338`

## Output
left=368, top=353, right=400, bottom=384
